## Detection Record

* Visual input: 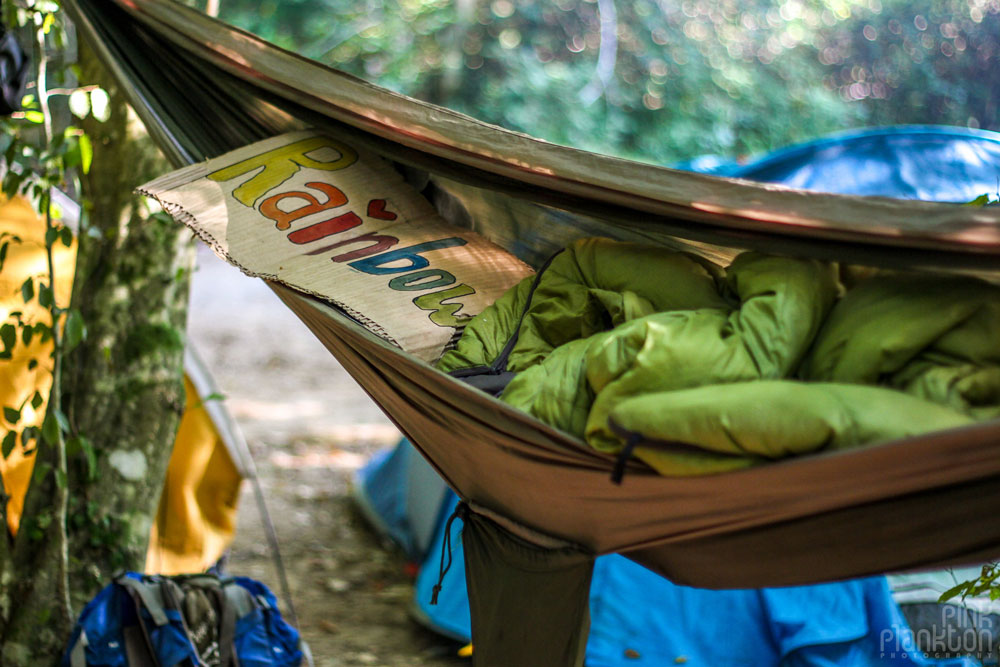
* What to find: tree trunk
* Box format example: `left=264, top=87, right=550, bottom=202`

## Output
left=0, top=37, right=194, bottom=665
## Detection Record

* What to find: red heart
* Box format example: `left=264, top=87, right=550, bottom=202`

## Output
left=367, top=199, right=398, bottom=221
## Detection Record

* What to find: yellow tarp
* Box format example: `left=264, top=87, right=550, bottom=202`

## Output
left=0, top=194, right=242, bottom=574
left=145, top=374, right=243, bottom=573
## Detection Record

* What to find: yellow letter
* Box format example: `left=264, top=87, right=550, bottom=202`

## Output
left=207, top=136, right=358, bottom=208
left=413, top=284, right=476, bottom=327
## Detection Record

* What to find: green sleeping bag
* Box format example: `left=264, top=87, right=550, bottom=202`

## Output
left=439, top=238, right=1000, bottom=476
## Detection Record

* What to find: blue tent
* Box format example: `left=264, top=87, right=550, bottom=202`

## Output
left=357, top=439, right=993, bottom=666
left=354, top=125, right=1000, bottom=666
left=686, top=125, right=1000, bottom=202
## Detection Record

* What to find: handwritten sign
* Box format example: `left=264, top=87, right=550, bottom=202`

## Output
left=139, top=131, right=533, bottom=361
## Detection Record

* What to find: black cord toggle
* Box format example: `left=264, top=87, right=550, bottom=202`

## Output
left=611, top=433, right=643, bottom=485
left=430, top=502, right=468, bottom=605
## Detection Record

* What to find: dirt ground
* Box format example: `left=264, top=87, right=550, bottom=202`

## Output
left=187, top=244, right=467, bottom=667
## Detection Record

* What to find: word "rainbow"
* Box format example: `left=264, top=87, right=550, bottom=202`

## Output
left=207, top=136, right=476, bottom=328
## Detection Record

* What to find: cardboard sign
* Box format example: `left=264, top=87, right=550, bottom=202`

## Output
left=139, top=131, right=533, bottom=362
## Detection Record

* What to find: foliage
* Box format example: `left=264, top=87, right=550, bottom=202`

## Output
left=0, top=2, right=189, bottom=663
left=825, top=0, right=1000, bottom=131
left=201, top=0, right=999, bottom=165
left=0, top=3, right=99, bottom=478
left=0, top=1, right=101, bottom=637
left=939, top=563, right=1000, bottom=604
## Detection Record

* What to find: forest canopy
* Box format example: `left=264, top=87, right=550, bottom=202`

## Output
left=192, top=0, right=998, bottom=166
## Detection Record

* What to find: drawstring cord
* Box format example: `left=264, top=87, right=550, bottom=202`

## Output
left=431, top=502, right=468, bottom=605
left=611, top=433, right=643, bottom=485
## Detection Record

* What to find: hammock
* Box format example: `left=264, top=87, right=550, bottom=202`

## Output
left=64, top=0, right=1000, bottom=662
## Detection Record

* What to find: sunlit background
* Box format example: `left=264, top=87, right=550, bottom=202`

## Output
left=182, top=0, right=999, bottom=166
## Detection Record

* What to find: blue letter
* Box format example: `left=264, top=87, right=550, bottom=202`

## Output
left=348, top=237, right=467, bottom=275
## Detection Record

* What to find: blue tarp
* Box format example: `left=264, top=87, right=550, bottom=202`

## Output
left=359, top=441, right=979, bottom=666
left=355, top=125, right=1000, bottom=666
left=682, top=125, right=1000, bottom=202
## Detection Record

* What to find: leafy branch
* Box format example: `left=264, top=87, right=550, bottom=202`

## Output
left=0, top=0, right=103, bottom=640
left=939, top=564, right=1000, bottom=604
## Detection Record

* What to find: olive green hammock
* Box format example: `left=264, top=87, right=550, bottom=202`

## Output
left=65, top=0, right=1000, bottom=663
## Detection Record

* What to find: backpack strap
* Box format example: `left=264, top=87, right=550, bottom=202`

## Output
left=115, top=576, right=169, bottom=627
left=209, top=584, right=239, bottom=667
left=157, top=577, right=205, bottom=667
left=219, top=577, right=266, bottom=667
left=114, top=578, right=163, bottom=667
left=222, top=582, right=256, bottom=620
left=123, top=624, right=160, bottom=667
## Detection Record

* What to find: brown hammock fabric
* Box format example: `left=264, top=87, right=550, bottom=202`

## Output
left=67, top=0, right=1000, bottom=595
left=275, top=283, right=1000, bottom=589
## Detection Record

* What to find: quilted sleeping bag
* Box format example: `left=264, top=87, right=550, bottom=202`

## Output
left=438, top=238, right=1000, bottom=475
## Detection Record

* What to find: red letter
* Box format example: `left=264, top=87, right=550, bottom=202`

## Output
left=288, top=211, right=362, bottom=245
left=259, top=182, right=347, bottom=231
left=304, top=232, right=399, bottom=260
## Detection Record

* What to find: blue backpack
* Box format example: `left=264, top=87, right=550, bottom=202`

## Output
left=62, top=572, right=303, bottom=667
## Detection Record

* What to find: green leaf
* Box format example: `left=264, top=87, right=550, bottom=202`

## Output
left=54, top=408, right=69, bottom=432
left=22, top=110, right=44, bottom=124
left=54, top=467, right=67, bottom=489
left=64, top=309, right=85, bottom=351
left=69, top=435, right=97, bottom=480
left=78, top=133, right=93, bottom=174
left=0, top=322, right=15, bottom=351
left=42, top=411, right=59, bottom=445
left=62, top=144, right=79, bottom=170
left=1, top=430, right=15, bottom=458
left=59, top=225, right=73, bottom=247
left=21, top=425, right=38, bottom=447
left=20, top=276, right=33, bottom=303
left=0, top=241, right=8, bottom=271
left=2, top=177, right=18, bottom=201
left=38, top=284, right=53, bottom=309
left=938, top=582, right=969, bottom=603
left=27, top=358, right=37, bottom=370
left=32, top=462, right=51, bottom=484
left=21, top=324, right=32, bottom=345
left=44, top=226, right=58, bottom=247
left=4, top=406, right=20, bottom=424
left=20, top=93, right=35, bottom=108
left=30, top=391, right=43, bottom=410
left=41, top=12, right=54, bottom=35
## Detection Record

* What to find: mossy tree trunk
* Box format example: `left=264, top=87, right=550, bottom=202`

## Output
left=0, top=38, right=194, bottom=665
